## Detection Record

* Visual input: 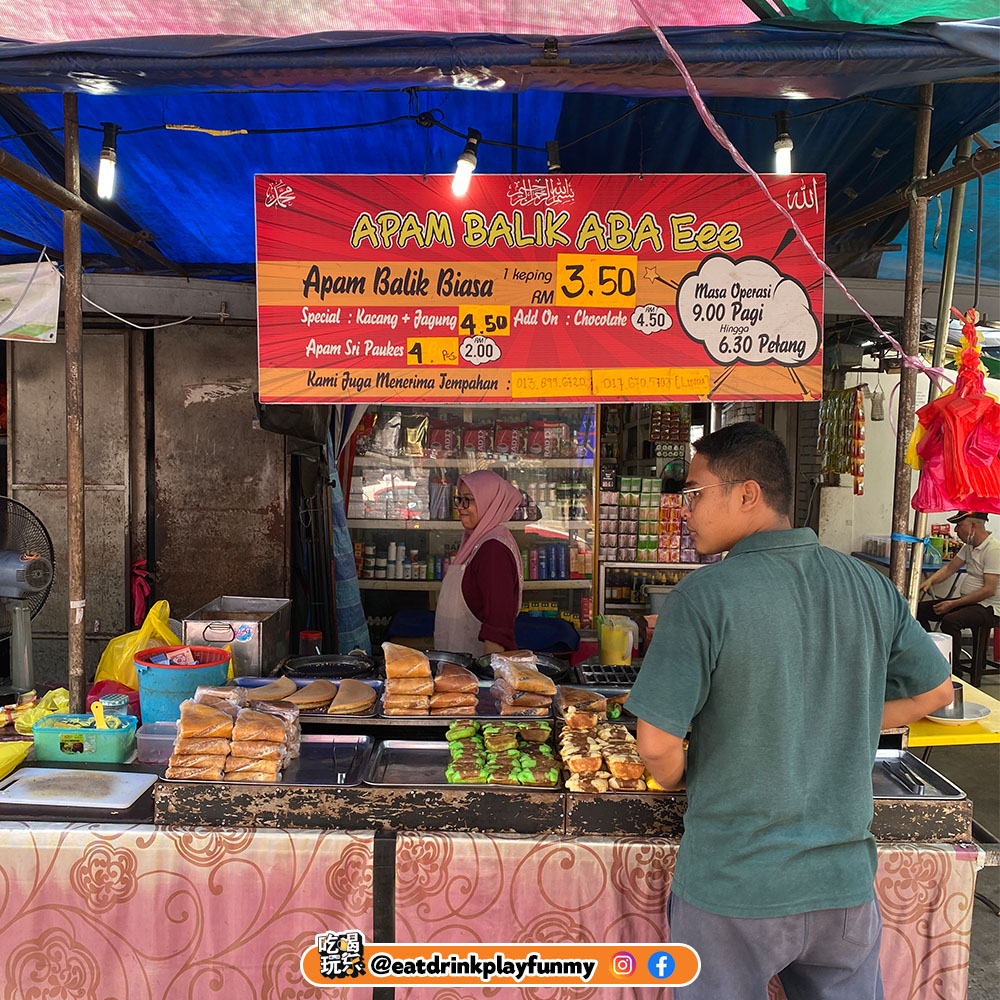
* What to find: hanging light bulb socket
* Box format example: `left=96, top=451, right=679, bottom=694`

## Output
left=97, top=122, right=120, bottom=199
left=546, top=140, right=562, bottom=173
left=773, top=111, right=793, bottom=176
left=452, top=127, right=481, bottom=197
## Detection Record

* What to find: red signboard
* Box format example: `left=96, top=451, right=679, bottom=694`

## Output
left=255, top=174, right=825, bottom=404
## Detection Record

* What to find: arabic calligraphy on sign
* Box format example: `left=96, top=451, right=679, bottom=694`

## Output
left=507, top=176, right=576, bottom=208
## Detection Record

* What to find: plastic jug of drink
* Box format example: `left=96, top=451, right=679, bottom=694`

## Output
left=599, top=616, right=639, bottom=665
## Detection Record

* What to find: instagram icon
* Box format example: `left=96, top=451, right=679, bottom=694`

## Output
left=610, top=951, right=636, bottom=977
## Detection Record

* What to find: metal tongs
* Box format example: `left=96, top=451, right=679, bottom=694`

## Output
left=880, top=759, right=925, bottom=795
left=331, top=740, right=363, bottom=786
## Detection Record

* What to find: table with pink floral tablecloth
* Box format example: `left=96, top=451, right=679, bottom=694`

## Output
left=0, top=822, right=374, bottom=1000
left=394, top=833, right=982, bottom=1000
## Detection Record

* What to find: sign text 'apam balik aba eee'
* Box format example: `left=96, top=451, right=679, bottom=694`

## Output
left=255, top=174, right=825, bottom=404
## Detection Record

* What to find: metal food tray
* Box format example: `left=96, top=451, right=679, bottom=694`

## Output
left=872, top=749, right=966, bottom=800
left=364, top=740, right=562, bottom=791
left=376, top=681, right=552, bottom=721
left=161, top=733, right=373, bottom=786
left=576, top=664, right=641, bottom=685
left=235, top=677, right=382, bottom=719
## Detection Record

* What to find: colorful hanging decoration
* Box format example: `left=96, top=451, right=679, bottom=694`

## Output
left=907, top=307, right=1000, bottom=513
left=819, top=386, right=866, bottom=495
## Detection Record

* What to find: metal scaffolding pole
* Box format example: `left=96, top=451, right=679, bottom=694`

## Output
left=905, top=135, right=975, bottom=615
left=889, top=83, right=934, bottom=596
left=63, top=94, right=86, bottom=712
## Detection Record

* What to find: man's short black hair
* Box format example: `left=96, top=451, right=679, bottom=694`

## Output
left=693, top=421, right=793, bottom=516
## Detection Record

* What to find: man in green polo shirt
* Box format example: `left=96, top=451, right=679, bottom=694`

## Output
left=630, top=421, right=953, bottom=1000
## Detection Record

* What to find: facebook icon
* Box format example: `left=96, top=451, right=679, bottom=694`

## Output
left=648, top=951, right=676, bottom=979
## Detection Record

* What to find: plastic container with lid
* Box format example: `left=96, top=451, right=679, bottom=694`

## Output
left=136, top=721, right=178, bottom=764
left=33, top=714, right=137, bottom=763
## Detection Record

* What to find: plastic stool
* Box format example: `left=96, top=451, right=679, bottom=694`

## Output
left=965, top=623, right=1000, bottom=688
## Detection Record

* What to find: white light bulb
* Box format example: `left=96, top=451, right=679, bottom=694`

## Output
left=774, top=138, right=793, bottom=176
left=452, top=156, right=474, bottom=197
left=97, top=150, right=116, bottom=199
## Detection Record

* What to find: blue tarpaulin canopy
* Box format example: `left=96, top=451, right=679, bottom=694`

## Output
left=0, top=17, right=996, bottom=280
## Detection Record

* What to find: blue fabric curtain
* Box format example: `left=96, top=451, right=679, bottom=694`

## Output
left=328, top=410, right=371, bottom=654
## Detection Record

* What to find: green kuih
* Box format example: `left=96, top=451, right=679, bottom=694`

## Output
left=445, top=765, right=487, bottom=784
left=446, top=720, right=479, bottom=741
left=516, top=766, right=559, bottom=787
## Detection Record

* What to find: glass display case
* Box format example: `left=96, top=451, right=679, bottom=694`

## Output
left=346, top=404, right=596, bottom=627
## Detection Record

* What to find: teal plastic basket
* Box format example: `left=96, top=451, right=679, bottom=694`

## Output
left=33, top=714, right=138, bottom=763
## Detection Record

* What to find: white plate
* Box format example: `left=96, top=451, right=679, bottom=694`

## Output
left=924, top=703, right=991, bottom=726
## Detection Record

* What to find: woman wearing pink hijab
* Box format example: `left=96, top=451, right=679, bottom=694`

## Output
left=433, top=470, right=524, bottom=656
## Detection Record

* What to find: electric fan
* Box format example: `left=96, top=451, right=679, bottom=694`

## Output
left=0, top=498, right=54, bottom=692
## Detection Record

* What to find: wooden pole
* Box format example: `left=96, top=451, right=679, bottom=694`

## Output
left=889, top=83, right=934, bottom=596
left=63, top=93, right=86, bottom=712
left=0, top=145, right=185, bottom=277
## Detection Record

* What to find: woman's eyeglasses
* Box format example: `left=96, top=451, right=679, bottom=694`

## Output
left=455, top=495, right=475, bottom=509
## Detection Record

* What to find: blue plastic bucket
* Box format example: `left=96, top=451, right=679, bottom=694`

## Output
left=134, top=645, right=231, bottom=723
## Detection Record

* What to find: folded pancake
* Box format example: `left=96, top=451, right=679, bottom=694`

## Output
left=557, top=686, right=608, bottom=713
left=224, top=755, right=282, bottom=775
left=285, top=679, right=338, bottom=711
left=245, top=676, right=298, bottom=702
left=429, top=691, right=477, bottom=709
left=229, top=739, right=284, bottom=759
left=491, top=660, right=556, bottom=696
left=566, top=774, right=610, bottom=793
left=167, top=753, right=228, bottom=769
left=177, top=700, right=234, bottom=739
left=225, top=770, right=282, bottom=783
left=605, top=754, right=646, bottom=780
left=173, top=736, right=231, bottom=756
left=382, top=694, right=430, bottom=715
left=499, top=702, right=549, bottom=717
left=517, top=722, right=552, bottom=744
left=445, top=719, right=479, bottom=741
left=609, top=777, right=647, bottom=792
left=382, top=641, right=432, bottom=678
left=165, top=765, right=223, bottom=780
left=433, top=662, right=479, bottom=693
left=596, top=723, right=634, bottom=743
left=232, top=708, right=286, bottom=742
left=490, top=680, right=551, bottom=707
left=430, top=703, right=480, bottom=716
left=194, top=685, right=247, bottom=706
left=564, top=708, right=604, bottom=730
left=385, top=676, right=435, bottom=696
left=564, top=752, right=604, bottom=773
left=516, top=765, right=559, bottom=786
left=327, top=678, right=377, bottom=715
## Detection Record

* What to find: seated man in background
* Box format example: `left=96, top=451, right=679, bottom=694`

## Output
left=917, top=510, right=1000, bottom=670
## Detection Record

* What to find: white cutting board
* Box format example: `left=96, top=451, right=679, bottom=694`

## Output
left=0, top=768, right=156, bottom=809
